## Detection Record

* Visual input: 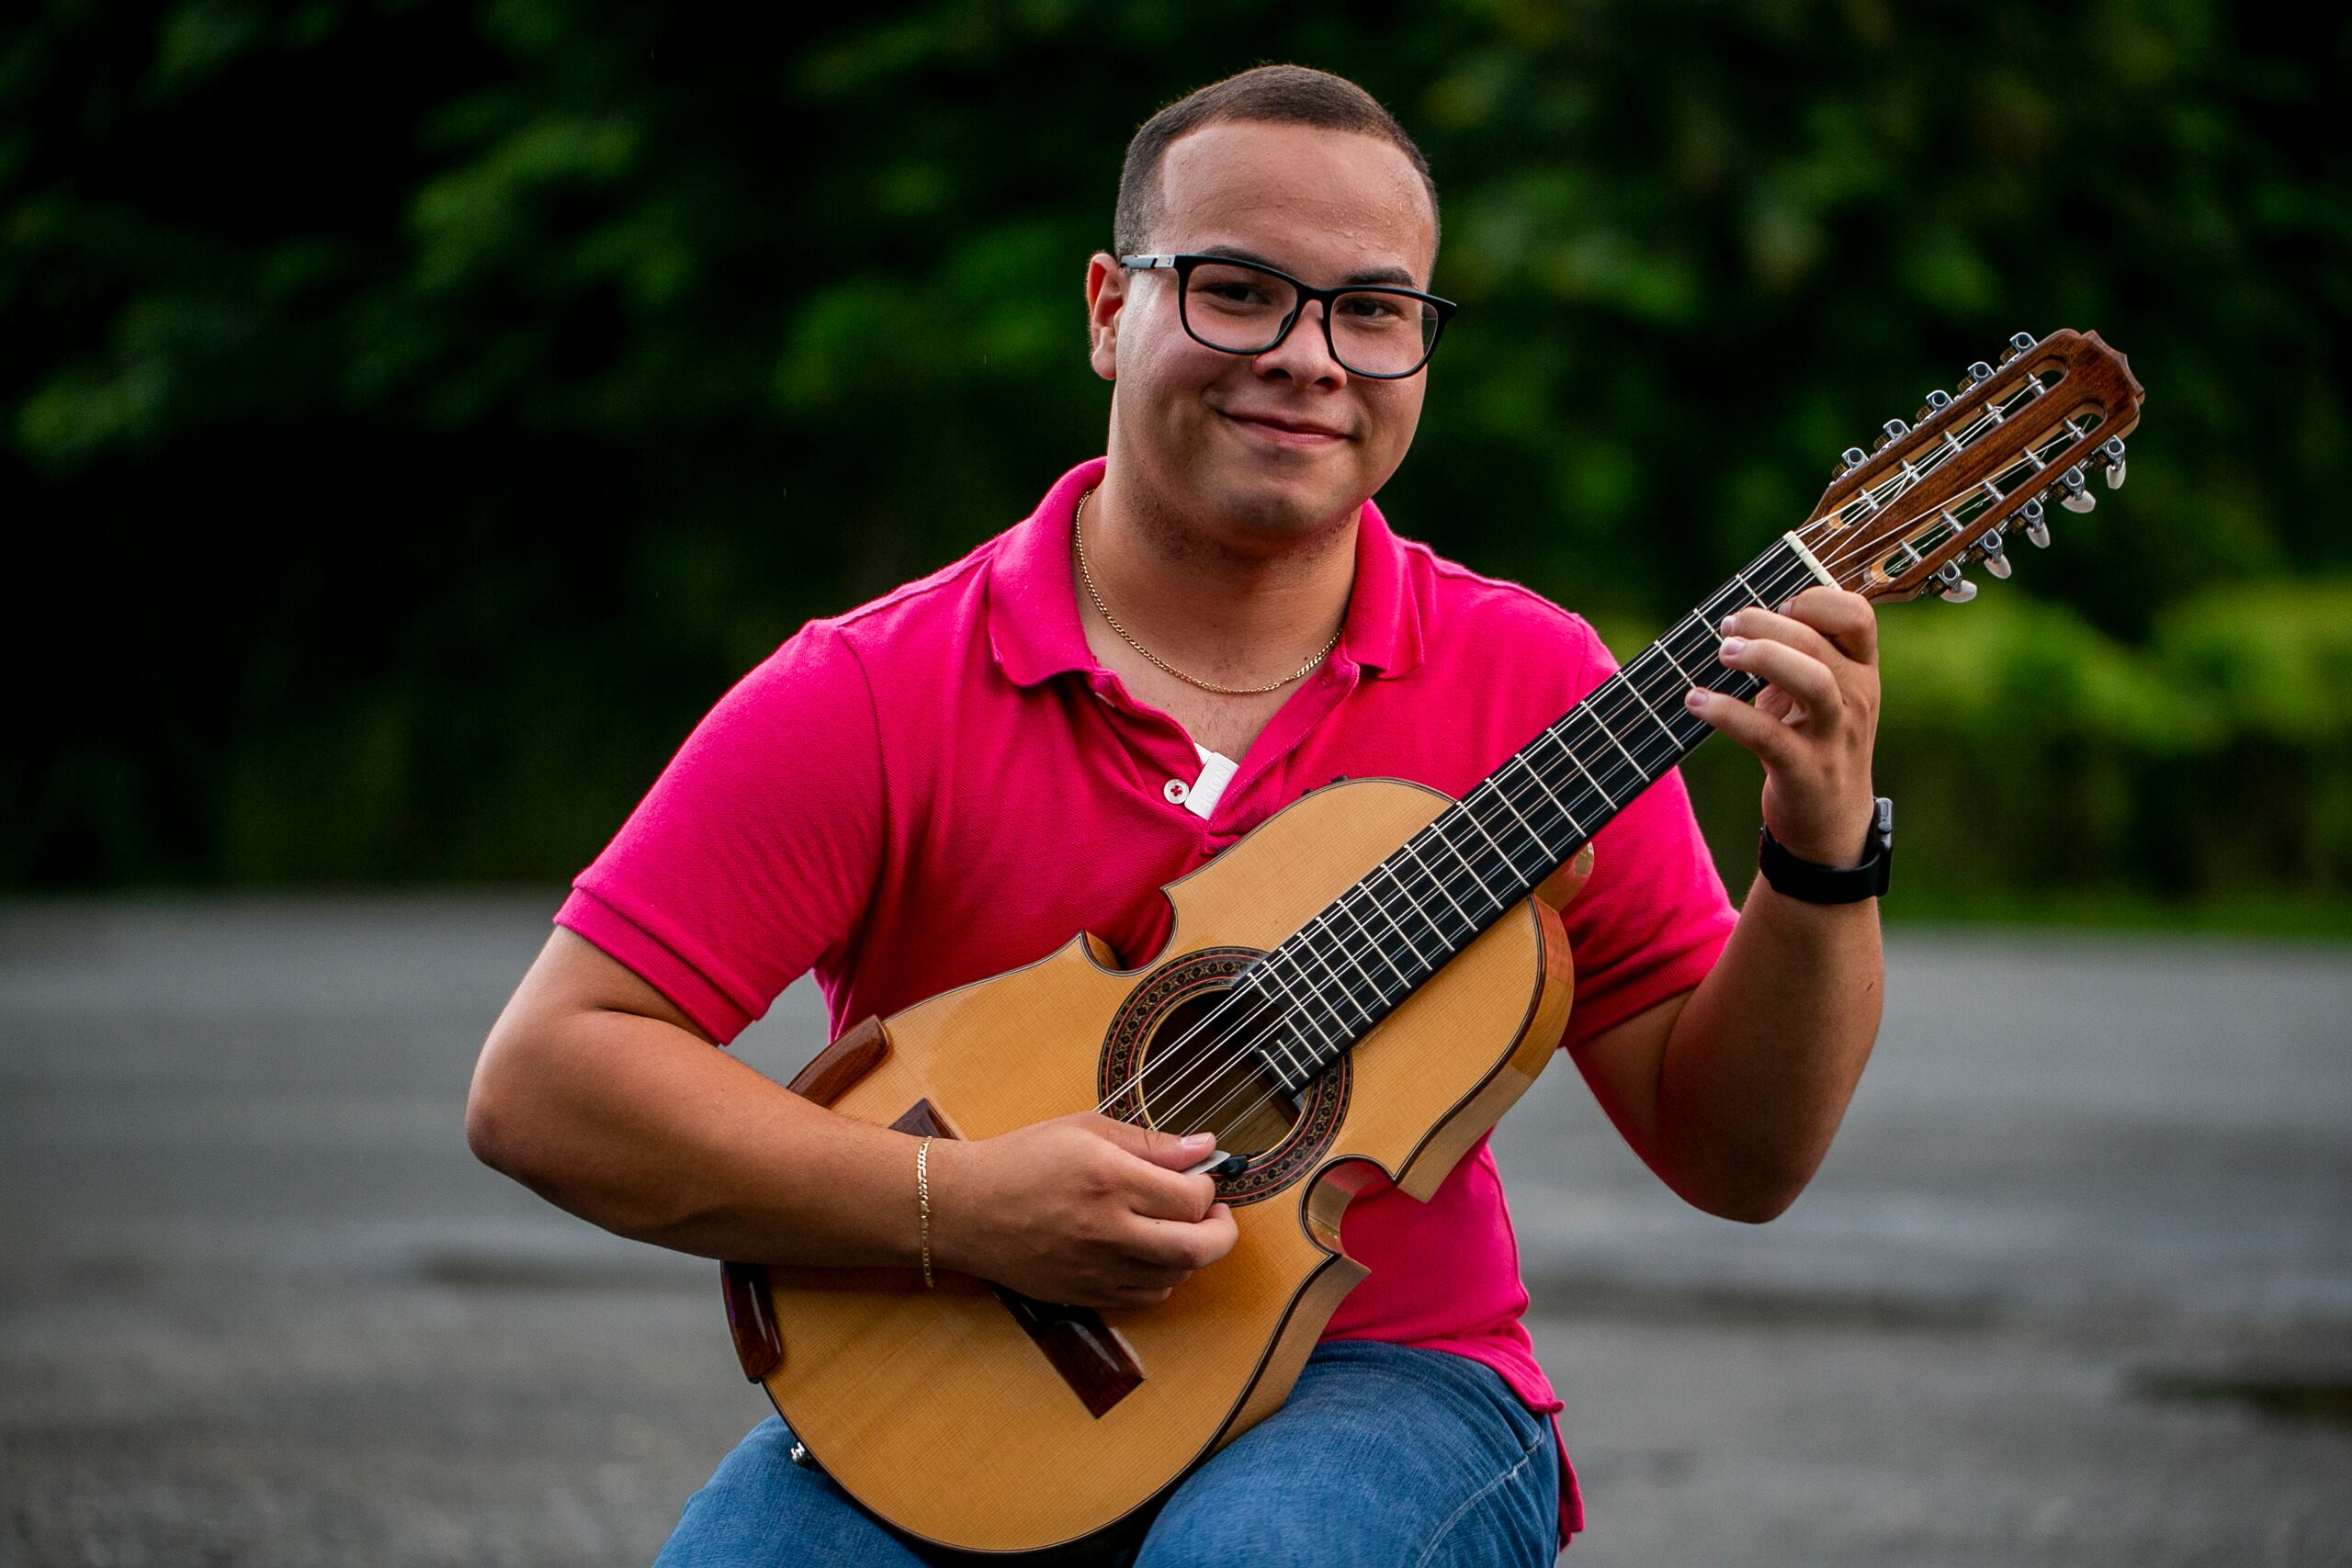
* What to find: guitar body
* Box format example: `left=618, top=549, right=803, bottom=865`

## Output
left=723, top=776, right=1580, bottom=1553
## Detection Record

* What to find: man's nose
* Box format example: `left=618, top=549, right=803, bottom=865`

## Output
left=1252, top=299, right=1346, bottom=385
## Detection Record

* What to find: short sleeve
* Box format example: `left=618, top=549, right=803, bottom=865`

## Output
left=1550, top=616, right=1740, bottom=1055
left=555, top=621, right=886, bottom=1043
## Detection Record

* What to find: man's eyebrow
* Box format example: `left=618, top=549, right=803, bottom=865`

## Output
left=1195, top=243, right=1422, bottom=288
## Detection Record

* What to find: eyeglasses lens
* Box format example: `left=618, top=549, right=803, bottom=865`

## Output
left=1180, top=261, right=1438, bottom=377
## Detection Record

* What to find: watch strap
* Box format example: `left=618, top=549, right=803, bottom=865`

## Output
left=1758, top=796, right=1894, bottom=904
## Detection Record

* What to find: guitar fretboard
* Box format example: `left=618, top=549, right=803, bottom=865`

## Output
left=1235, top=536, right=1827, bottom=1091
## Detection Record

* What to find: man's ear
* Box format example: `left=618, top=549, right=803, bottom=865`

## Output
left=1084, top=253, right=1125, bottom=382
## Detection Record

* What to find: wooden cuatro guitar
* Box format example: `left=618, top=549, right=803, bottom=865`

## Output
left=716, top=329, right=2144, bottom=1553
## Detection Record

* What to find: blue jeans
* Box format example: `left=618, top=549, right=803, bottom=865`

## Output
left=653, top=1338, right=1562, bottom=1567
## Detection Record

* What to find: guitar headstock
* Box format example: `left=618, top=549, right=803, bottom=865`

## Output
left=1796, top=329, right=2145, bottom=604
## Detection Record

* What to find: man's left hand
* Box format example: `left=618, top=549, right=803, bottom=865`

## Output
left=1683, top=585, right=1882, bottom=868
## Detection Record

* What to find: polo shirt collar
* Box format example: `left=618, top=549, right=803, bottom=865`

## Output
left=986, top=457, right=1425, bottom=689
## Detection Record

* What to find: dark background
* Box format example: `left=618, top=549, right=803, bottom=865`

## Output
left=6, top=13, right=2349, bottom=1565
left=8, top=0, right=2347, bottom=922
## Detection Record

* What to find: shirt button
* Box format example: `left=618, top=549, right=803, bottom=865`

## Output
left=1163, top=778, right=1189, bottom=805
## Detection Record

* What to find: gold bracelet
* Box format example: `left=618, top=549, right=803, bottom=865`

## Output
left=916, top=1134, right=934, bottom=1290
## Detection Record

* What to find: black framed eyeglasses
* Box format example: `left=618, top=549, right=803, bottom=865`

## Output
left=1118, top=254, right=1455, bottom=379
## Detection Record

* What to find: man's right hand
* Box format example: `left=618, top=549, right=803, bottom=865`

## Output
left=927, top=1112, right=1238, bottom=1312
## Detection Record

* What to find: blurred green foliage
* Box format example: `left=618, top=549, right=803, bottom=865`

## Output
left=5, top=0, right=2346, bottom=914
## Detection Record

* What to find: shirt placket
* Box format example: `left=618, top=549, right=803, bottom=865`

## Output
left=1084, top=659, right=1362, bottom=843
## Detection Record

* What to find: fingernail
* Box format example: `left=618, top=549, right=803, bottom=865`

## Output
left=1720, top=637, right=1747, bottom=658
left=1720, top=615, right=1738, bottom=633
left=1684, top=686, right=1707, bottom=710
left=1181, top=1132, right=1216, bottom=1149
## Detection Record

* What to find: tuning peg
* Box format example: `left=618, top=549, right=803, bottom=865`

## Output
left=1934, top=560, right=1978, bottom=603
left=1842, top=446, right=1868, bottom=472
left=1998, top=330, right=2037, bottom=365
left=2099, top=435, right=2127, bottom=489
left=1974, top=528, right=2012, bottom=579
left=1873, top=418, right=1910, bottom=452
left=2057, top=463, right=2097, bottom=513
left=1915, top=389, right=1954, bottom=423
left=2018, top=497, right=2051, bottom=548
left=1962, top=361, right=1995, bottom=389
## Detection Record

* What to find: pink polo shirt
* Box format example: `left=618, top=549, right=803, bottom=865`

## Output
left=558, top=457, right=1738, bottom=1548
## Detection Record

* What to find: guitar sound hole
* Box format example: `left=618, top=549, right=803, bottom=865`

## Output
left=1132, top=988, right=1298, bottom=1156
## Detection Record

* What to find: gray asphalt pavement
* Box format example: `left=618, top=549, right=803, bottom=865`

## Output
left=2, top=897, right=2347, bottom=1566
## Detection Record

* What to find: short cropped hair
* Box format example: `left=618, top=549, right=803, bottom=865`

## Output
left=1113, top=64, right=1441, bottom=265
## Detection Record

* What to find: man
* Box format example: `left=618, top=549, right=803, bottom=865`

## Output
left=467, top=64, right=1885, bottom=1566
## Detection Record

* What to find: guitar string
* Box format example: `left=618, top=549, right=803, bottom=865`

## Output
left=1103, top=389, right=2083, bottom=1153
left=1089, top=387, right=2075, bottom=1153
left=1085, top=379, right=2087, bottom=1147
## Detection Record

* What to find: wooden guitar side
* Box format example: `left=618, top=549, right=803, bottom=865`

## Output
left=729, top=776, right=1579, bottom=1553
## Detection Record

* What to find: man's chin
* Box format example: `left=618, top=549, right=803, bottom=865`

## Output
left=1190, top=472, right=1363, bottom=544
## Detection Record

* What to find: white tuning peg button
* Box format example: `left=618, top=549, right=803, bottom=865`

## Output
left=2018, top=498, right=2052, bottom=548
left=2057, top=464, right=2097, bottom=513
left=1973, top=529, right=2011, bottom=578
left=1934, top=561, right=1978, bottom=602
left=2105, top=457, right=2127, bottom=489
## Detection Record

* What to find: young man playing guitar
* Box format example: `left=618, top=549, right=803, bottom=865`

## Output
left=469, top=64, right=1886, bottom=1566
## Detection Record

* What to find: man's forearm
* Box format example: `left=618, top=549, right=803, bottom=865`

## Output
left=1648, top=874, right=1884, bottom=1222
left=468, top=999, right=928, bottom=1269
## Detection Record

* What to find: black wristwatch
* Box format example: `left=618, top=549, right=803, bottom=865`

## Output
left=1758, top=796, right=1894, bottom=904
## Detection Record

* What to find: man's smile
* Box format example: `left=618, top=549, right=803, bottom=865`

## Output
left=1216, top=407, right=1352, bottom=446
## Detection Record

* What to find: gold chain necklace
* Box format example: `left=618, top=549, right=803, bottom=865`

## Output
left=1071, top=487, right=1345, bottom=696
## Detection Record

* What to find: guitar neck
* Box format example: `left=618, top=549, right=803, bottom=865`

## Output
left=1236, top=535, right=1829, bottom=1090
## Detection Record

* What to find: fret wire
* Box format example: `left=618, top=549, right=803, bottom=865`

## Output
left=1306, top=936, right=1389, bottom=1028
left=1422, top=816, right=1510, bottom=912
left=1363, top=856, right=1459, bottom=964
left=1627, top=649, right=1724, bottom=744
left=1333, top=892, right=1416, bottom=990
left=1452, top=797, right=1542, bottom=887
left=1396, top=833, right=1487, bottom=931
left=1241, top=982, right=1317, bottom=1090
left=1566, top=717, right=1650, bottom=808
left=1280, top=932, right=1380, bottom=1040
left=1256, top=963, right=1341, bottom=1061
left=1302, top=902, right=1400, bottom=1010
left=1254, top=979, right=1326, bottom=1079
left=1586, top=683, right=1654, bottom=778
left=1561, top=700, right=1656, bottom=799
left=1474, top=773, right=1558, bottom=869
left=1615, top=671, right=1690, bottom=748
left=1646, top=628, right=1703, bottom=688
left=1248, top=994, right=1315, bottom=1092
left=1537, top=724, right=1618, bottom=812
left=1250, top=1014, right=1309, bottom=1093
left=1258, top=1017, right=1311, bottom=1091
left=1504, top=751, right=1585, bottom=839
left=1351, top=869, right=1438, bottom=973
